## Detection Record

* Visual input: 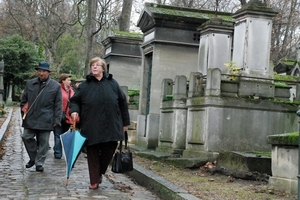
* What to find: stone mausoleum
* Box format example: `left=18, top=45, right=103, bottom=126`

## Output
left=102, top=1, right=300, bottom=194
left=135, top=2, right=233, bottom=149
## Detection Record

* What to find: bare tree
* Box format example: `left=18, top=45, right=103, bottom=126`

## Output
left=143, top=0, right=300, bottom=65
left=2, top=0, right=77, bottom=70
left=155, top=0, right=242, bottom=12
left=1, top=0, right=123, bottom=75
left=84, top=0, right=98, bottom=75
left=2, top=0, right=298, bottom=72
left=268, top=0, right=300, bottom=64
left=76, top=0, right=121, bottom=75
left=119, top=0, right=133, bottom=31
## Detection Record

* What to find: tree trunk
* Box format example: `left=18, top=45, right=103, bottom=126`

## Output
left=119, top=0, right=133, bottom=32
left=85, top=0, right=97, bottom=76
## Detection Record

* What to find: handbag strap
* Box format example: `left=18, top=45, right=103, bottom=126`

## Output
left=124, top=131, right=129, bottom=149
left=26, top=78, right=50, bottom=114
left=118, top=131, right=129, bottom=152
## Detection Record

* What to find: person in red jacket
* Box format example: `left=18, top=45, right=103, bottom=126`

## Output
left=53, top=73, right=78, bottom=159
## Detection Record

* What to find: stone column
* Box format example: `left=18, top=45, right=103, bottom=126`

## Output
left=198, top=17, right=234, bottom=75
left=6, top=81, right=13, bottom=105
left=205, top=68, right=221, bottom=97
left=188, top=72, right=204, bottom=98
left=158, top=75, right=187, bottom=153
left=0, top=59, right=4, bottom=102
left=160, top=78, right=173, bottom=102
left=231, top=0, right=277, bottom=79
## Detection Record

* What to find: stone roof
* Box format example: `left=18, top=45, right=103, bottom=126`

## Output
left=137, top=3, right=233, bottom=32
left=101, top=30, right=143, bottom=46
left=113, top=30, right=143, bottom=40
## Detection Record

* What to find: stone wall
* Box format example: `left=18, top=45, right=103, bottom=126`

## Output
left=157, top=69, right=298, bottom=158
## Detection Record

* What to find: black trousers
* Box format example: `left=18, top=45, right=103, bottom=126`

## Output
left=87, top=141, right=118, bottom=184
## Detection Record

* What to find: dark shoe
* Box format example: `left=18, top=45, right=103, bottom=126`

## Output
left=36, top=165, right=44, bottom=172
left=99, top=174, right=103, bottom=184
left=54, top=156, right=61, bottom=159
left=26, top=160, right=35, bottom=168
left=89, top=183, right=99, bottom=190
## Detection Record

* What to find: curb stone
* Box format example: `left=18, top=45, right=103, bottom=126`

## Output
left=127, top=163, right=201, bottom=200
left=0, top=107, right=13, bottom=146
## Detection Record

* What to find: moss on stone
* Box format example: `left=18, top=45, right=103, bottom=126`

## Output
left=190, top=97, right=205, bottom=104
left=250, top=151, right=271, bottom=157
left=114, top=30, right=143, bottom=39
left=281, top=60, right=296, bottom=66
left=274, top=74, right=298, bottom=82
left=218, top=152, right=248, bottom=171
left=267, top=132, right=299, bottom=146
left=147, top=3, right=234, bottom=22
left=128, top=89, right=140, bottom=96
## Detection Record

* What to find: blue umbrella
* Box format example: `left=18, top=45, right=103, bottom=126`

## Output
left=60, top=124, right=86, bottom=185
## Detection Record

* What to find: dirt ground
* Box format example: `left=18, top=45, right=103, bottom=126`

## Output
left=132, top=152, right=298, bottom=200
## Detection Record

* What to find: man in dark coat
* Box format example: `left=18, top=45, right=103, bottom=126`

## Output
left=20, top=61, right=62, bottom=172
left=69, top=57, right=130, bottom=189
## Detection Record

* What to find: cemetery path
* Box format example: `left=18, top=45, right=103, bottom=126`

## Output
left=133, top=153, right=297, bottom=200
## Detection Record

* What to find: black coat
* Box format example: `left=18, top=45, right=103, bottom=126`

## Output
left=20, top=77, right=62, bottom=130
left=69, top=73, right=130, bottom=146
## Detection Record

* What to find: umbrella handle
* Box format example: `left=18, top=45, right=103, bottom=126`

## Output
left=71, top=113, right=78, bottom=130
left=72, top=120, right=76, bottom=130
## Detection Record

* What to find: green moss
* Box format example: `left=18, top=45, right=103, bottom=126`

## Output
left=250, top=151, right=271, bottom=157
left=274, top=74, right=298, bottom=82
left=274, top=82, right=288, bottom=87
left=282, top=61, right=296, bottom=66
left=147, top=3, right=234, bottom=22
left=279, top=58, right=296, bottom=66
left=191, top=97, right=205, bottom=104
left=218, top=152, right=248, bottom=171
left=166, top=94, right=173, bottom=100
left=267, top=132, right=299, bottom=145
left=114, top=30, right=143, bottom=39
left=264, top=98, right=300, bottom=105
left=128, top=90, right=140, bottom=96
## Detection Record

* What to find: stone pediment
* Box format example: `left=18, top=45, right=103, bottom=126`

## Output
left=274, top=59, right=298, bottom=75
left=137, top=3, right=233, bottom=33
left=137, top=11, right=155, bottom=33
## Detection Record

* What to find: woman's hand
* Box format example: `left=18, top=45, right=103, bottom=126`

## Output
left=123, top=126, right=129, bottom=132
left=71, top=112, right=79, bottom=120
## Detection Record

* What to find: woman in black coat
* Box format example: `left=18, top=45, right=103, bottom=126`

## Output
left=69, top=57, right=130, bottom=189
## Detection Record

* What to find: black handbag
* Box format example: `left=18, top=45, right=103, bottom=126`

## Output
left=111, top=131, right=133, bottom=173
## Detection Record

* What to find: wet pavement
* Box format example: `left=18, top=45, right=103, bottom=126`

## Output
left=0, top=107, right=160, bottom=200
